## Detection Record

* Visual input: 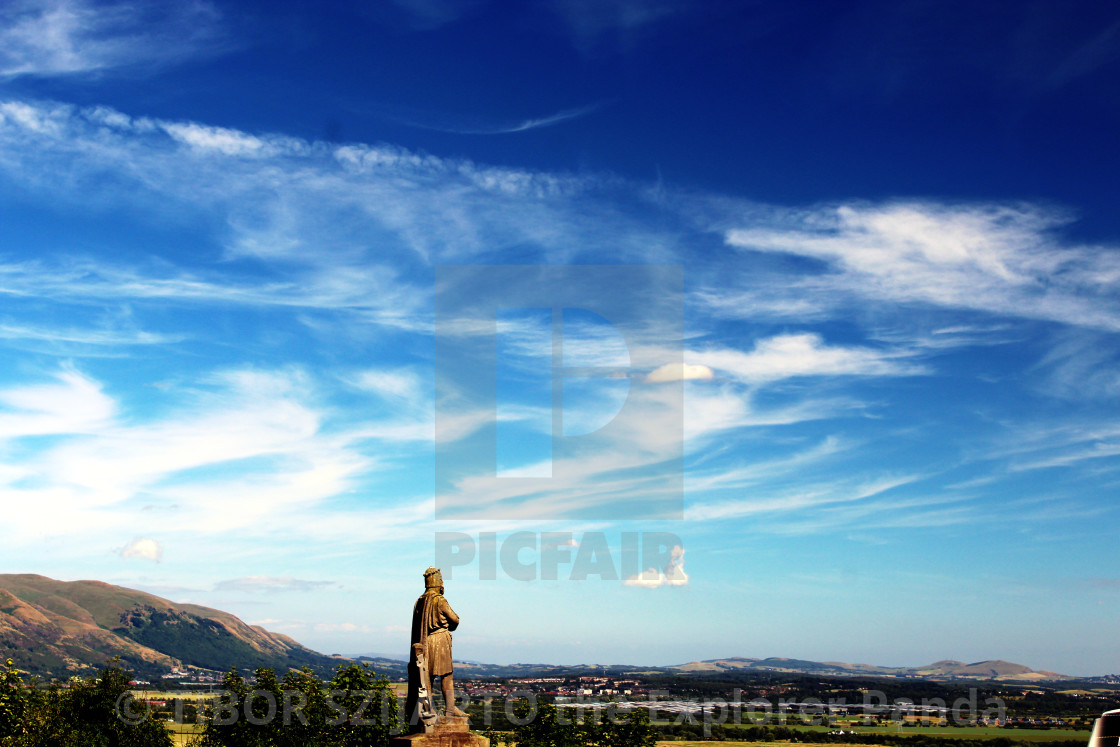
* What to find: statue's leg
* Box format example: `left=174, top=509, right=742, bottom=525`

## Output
left=441, top=673, right=468, bottom=718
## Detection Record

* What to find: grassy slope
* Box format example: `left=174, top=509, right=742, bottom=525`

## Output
left=0, top=574, right=338, bottom=678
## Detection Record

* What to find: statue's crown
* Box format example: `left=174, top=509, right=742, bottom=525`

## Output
left=423, top=567, right=442, bottom=588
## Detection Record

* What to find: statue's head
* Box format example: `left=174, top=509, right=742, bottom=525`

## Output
left=423, top=567, right=443, bottom=590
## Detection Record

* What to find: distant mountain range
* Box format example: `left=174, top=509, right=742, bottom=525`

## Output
left=0, top=574, right=339, bottom=679
left=2, top=574, right=1113, bottom=684
left=437, top=657, right=1091, bottom=682
left=663, top=656, right=1073, bottom=681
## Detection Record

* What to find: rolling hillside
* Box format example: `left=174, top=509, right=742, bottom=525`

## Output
left=0, top=574, right=339, bottom=679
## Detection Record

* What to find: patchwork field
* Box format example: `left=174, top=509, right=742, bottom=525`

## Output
left=730, top=724, right=1092, bottom=741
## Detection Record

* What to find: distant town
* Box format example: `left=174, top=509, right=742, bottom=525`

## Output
left=134, top=665, right=1117, bottom=730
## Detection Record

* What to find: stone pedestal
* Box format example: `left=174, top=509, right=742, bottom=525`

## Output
left=391, top=715, right=489, bottom=747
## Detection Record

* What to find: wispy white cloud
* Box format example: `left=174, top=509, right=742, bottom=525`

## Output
left=0, top=0, right=227, bottom=77
left=0, top=366, right=391, bottom=543
left=997, top=495, right=1112, bottom=524
left=725, top=202, right=1120, bottom=330
left=0, top=98, right=665, bottom=328
left=0, top=95, right=1117, bottom=590
left=548, top=0, right=696, bottom=51
left=394, top=104, right=602, bottom=135
left=490, top=105, right=601, bottom=134
left=872, top=322, right=1022, bottom=352
left=1008, top=440, right=1120, bottom=473
left=1030, top=331, right=1120, bottom=400
left=978, top=418, right=1120, bottom=475
left=342, top=368, right=501, bottom=446
left=0, top=321, right=174, bottom=346
left=692, top=283, right=834, bottom=323
left=46, top=369, right=323, bottom=503
left=0, top=368, right=114, bottom=438
left=439, top=381, right=685, bottom=519
left=683, top=385, right=860, bottom=442
left=694, top=333, right=925, bottom=384
left=765, top=493, right=977, bottom=535
left=10, top=101, right=1112, bottom=355
left=161, top=121, right=290, bottom=157
left=687, top=473, right=927, bottom=524
left=1042, top=20, right=1120, bottom=91
left=350, top=368, right=425, bottom=403
left=313, top=621, right=372, bottom=633
left=686, top=436, right=849, bottom=493
left=646, top=362, right=713, bottom=383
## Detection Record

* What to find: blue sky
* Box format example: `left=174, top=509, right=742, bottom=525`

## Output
left=1, top=0, right=1119, bottom=676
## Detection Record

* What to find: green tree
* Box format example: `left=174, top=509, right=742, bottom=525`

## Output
left=326, top=662, right=401, bottom=747
left=599, top=707, right=655, bottom=747
left=193, top=662, right=400, bottom=747
left=512, top=702, right=583, bottom=747
left=3, top=657, right=170, bottom=747
left=275, top=667, right=333, bottom=747
left=514, top=701, right=655, bottom=747
left=0, top=659, right=27, bottom=743
left=195, top=667, right=260, bottom=747
left=249, top=668, right=284, bottom=746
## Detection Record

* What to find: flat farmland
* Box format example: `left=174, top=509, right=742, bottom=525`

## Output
left=721, top=723, right=1090, bottom=742
left=131, top=689, right=216, bottom=701
left=164, top=722, right=203, bottom=746
left=832, top=726, right=1088, bottom=741
left=659, top=743, right=883, bottom=747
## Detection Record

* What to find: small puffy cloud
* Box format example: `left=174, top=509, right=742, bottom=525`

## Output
left=645, top=362, right=714, bottom=383
left=214, top=576, right=334, bottom=593
left=118, top=537, right=162, bottom=562
left=623, top=544, right=688, bottom=588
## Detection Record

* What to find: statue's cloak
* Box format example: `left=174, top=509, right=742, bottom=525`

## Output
left=413, top=590, right=456, bottom=676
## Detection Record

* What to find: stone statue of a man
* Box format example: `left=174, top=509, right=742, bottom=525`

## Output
left=406, top=567, right=466, bottom=730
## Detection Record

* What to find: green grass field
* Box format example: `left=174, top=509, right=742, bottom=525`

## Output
left=132, top=689, right=218, bottom=701
left=164, top=721, right=203, bottom=746
left=658, top=735, right=1091, bottom=747
left=658, top=742, right=884, bottom=747
left=658, top=742, right=795, bottom=747
left=691, top=722, right=1091, bottom=743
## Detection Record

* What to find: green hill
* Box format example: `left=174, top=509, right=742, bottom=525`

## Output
left=0, top=574, right=340, bottom=679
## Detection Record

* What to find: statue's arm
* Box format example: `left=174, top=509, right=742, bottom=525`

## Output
left=441, top=597, right=460, bottom=631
